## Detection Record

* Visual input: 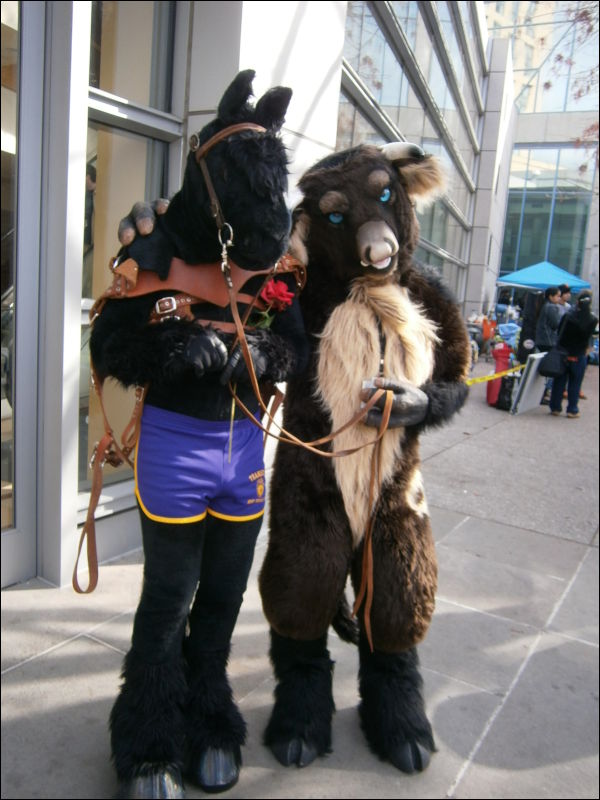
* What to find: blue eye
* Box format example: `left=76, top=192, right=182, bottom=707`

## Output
left=379, top=187, right=391, bottom=203
left=329, top=212, right=344, bottom=224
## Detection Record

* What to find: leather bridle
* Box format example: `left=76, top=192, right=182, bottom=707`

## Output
left=189, top=122, right=267, bottom=237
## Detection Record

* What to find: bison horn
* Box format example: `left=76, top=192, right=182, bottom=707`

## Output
left=380, top=142, right=425, bottom=162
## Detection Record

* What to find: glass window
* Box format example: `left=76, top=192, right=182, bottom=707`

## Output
left=501, top=144, right=595, bottom=275
left=436, top=1, right=479, bottom=131
left=486, top=4, right=599, bottom=115
left=89, top=0, right=174, bottom=110
left=516, top=190, right=553, bottom=268
left=79, top=124, right=168, bottom=492
left=344, top=1, right=412, bottom=130
left=500, top=190, right=525, bottom=274
left=336, top=92, right=386, bottom=148
left=547, top=192, right=591, bottom=275
left=526, top=148, right=559, bottom=190
left=557, top=146, right=595, bottom=191
left=80, top=1, right=175, bottom=496
left=457, top=3, right=484, bottom=92
left=1, top=1, right=18, bottom=529
left=389, top=1, right=418, bottom=50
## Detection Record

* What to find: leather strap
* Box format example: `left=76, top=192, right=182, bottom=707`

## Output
left=91, top=254, right=305, bottom=321
left=191, top=123, right=267, bottom=229
left=192, top=122, right=267, bottom=163
left=73, top=377, right=146, bottom=594
left=224, top=271, right=394, bottom=458
left=352, top=390, right=393, bottom=652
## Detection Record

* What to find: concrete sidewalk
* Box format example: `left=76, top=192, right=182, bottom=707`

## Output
left=2, top=359, right=598, bottom=799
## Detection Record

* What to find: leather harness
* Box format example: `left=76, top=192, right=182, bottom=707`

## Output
left=73, top=121, right=394, bottom=650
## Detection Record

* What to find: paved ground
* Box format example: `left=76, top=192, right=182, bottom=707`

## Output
left=2, top=358, right=598, bottom=799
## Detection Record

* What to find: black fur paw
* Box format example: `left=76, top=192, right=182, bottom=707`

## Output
left=269, top=737, right=319, bottom=768
left=358, top=645, right=435, bottom=774
left=115, top=764, right=185, bottom=799
left=187, top=747, right=240, bottom=793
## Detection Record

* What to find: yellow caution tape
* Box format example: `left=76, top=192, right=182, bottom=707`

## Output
left=465, top=364, right=525, bottom=386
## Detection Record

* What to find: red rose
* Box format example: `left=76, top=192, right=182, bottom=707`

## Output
left=260, top=279, right=294, bottom=311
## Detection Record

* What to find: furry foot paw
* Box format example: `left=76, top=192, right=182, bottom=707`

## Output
left=389, top=740, right=432, bottom=773
left=270, top=737, right=319, bottom=768
left=187, top=747, right=240, bottom=793
left=116, top=764, right=185, bottom=799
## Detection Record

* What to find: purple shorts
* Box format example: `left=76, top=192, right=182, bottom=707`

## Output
left=135, top=404, right=266, bottom=523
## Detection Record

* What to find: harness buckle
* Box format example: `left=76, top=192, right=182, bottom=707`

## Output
left=89, top=442, right=106, bottom=470
left=155, top=296, right=179, bottom=316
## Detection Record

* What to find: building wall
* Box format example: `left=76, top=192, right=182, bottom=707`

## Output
left=465, top=37, right=517, bottom=317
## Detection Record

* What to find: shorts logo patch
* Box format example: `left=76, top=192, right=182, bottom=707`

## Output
left=248, top=469, right=266, bottom=505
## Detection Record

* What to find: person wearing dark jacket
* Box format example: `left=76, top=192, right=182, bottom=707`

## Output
left=535, top=286, right=562, bottom=349
left=549, top=291, right=598, bottom=418
left=536, top=286, right=561, bottom=403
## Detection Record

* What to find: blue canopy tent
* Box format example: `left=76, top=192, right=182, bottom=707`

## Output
left=496, top=261, right=591, bottom=292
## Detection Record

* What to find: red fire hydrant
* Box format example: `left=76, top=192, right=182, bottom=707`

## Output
left=487, top=341, right=512, bottom=406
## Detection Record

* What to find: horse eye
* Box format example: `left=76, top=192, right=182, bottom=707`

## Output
left=328, top=212, right=344, bottom=225
left=379, top=187, right=391, bottom=203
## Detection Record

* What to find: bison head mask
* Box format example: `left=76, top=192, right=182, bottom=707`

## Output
left=291, top=143, right=445, bottom=287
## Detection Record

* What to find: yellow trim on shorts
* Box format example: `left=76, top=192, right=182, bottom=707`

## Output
left=135, top=443, right=209, bottom=524
left=207, top=507, right=265, bottom=523
left=135, top=484, right=209, bottom=524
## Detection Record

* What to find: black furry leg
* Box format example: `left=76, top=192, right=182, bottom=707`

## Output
left=184, top=648, right=246, bottom=793
left=110, top=651, right=187, bottom=798
left=358, top=639, right=435, bottom=773
left=264, top=629, right=335, bottom=768
left=182, top=516, right=261, bottom=792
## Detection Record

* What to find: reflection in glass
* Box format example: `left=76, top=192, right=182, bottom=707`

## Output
left=89, top=1, right=174, bottom=110
left=500, top=145, right=594, bottom=275
left=1, top=2, right=18, bottom=530
left=336, top=92, right=385, bottom=149
left=79, top=124, right=168, bottom=492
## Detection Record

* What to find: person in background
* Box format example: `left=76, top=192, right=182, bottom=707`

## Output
left=549, top=290, right=598, bottom=419
left=535, top=286, right=561, bottom=404
left=557, top=284, right=572, bottom=319
left=84, top=163, right=96, bottom=253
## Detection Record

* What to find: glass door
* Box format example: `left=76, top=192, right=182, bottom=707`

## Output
left=1, top=1, right=44, bottom=587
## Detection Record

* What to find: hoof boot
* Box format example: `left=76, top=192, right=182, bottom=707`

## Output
left=270, top=737, right=319, bottom=768
left=116, top=765, right=185, bottom=799
left=389, top=741, right=431, bottom=774
left=189, top=747, right=240, bottom=793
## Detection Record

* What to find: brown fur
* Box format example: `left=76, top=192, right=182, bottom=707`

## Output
left=260, top=144, right=470, bottom=653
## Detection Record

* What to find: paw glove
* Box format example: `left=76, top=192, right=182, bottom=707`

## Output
left=183, top=328, right=228, bottom=377
left=361, top=377, right=429, bottom=428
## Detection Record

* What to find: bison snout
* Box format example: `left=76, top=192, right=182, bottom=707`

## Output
left=357, top=221, right=399, bottom=270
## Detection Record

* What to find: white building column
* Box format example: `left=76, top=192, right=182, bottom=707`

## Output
left=465, top=37, right=516, bottom=317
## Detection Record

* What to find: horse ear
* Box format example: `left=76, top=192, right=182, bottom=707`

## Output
left=254, top=86, right=293, bottom=131
left=217, top=69, right=256, bottom=122
left=381, top=142, right=445, bottom=203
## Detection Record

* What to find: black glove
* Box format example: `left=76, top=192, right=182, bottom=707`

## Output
left=361, top=377, right=429, bottom=428
left=117, top=198, right=169, bottom=246
left=219, top=341, right=269, bottom=385
left=183, top=328, right=228, bottom=378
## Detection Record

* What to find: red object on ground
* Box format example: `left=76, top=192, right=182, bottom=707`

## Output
left=487, top=342, right=512, bottom=406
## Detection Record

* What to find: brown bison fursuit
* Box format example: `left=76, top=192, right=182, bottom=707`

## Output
left=259, top=142, right=471, bottom=774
